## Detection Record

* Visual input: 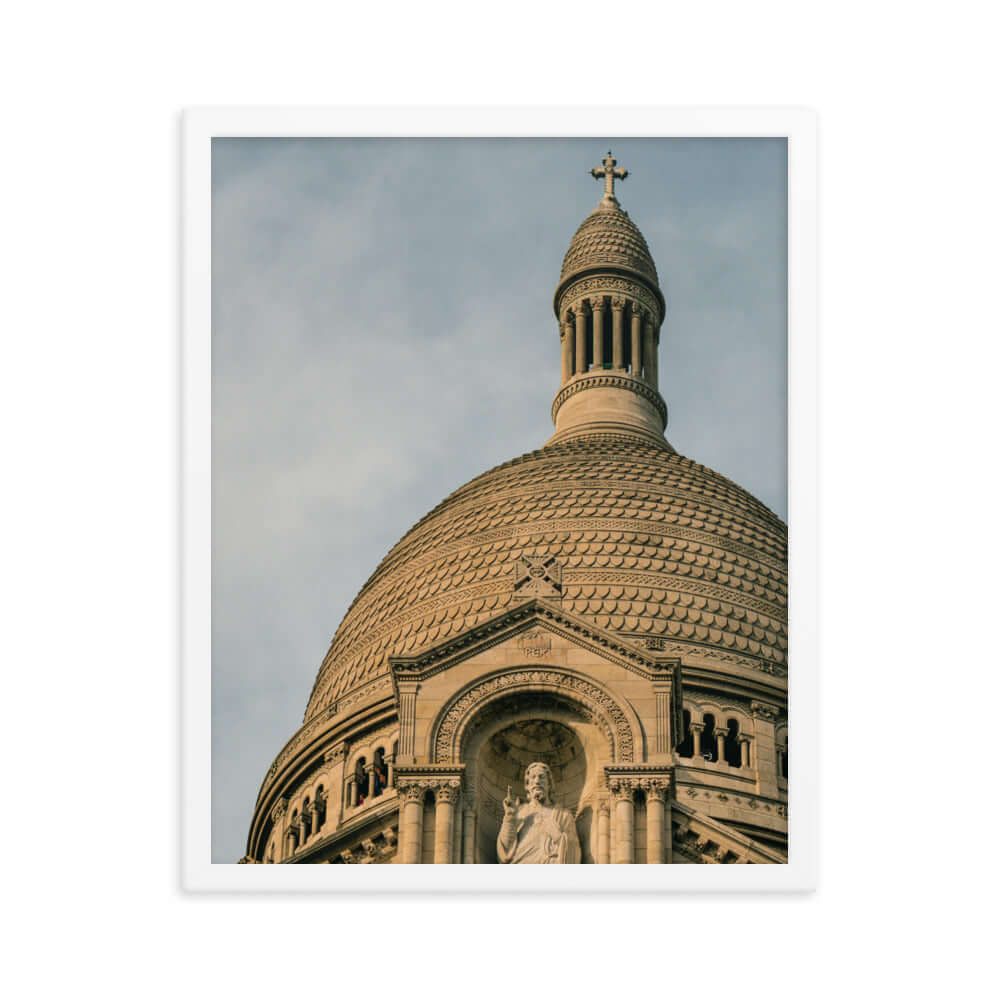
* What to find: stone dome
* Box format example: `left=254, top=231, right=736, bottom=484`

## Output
left=558, top=204, right=660, bottom=291
left=304, top=433, right=787, bottom=723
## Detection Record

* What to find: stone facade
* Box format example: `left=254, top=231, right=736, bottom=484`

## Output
left=243, top=153, right=787, bottom=865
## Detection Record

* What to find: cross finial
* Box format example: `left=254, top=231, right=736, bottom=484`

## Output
left=591, top=150, right=628, bottom=207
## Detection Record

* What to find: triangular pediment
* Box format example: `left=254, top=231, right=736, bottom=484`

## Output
left=388, top=598, right=679, bottom=694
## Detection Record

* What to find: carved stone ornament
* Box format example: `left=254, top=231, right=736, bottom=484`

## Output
left=608, top=777, right=637, bottom=801
left=751, top=701, right=780, bottom=723
left=434, top=668, right=635, bottom=763
left=516, top=627, right=553, bottom=659
left=432, top=779, right=461, bottom=804
left=640, top=777, right=669, bottom=802
left=513, top=555, right=562, bottom=597
left=398, top=781, right=428, bottom=804
left=269, top=798, right=288, bottom=822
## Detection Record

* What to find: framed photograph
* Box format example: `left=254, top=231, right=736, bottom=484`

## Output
left=183, top=108, right=817, bottom=891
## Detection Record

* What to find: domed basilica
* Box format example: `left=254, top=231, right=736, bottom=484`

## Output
left=243, top=153, right=788, bottom=865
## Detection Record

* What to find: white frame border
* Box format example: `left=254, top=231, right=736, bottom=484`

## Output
left=182, top=107, right=818, bottom=892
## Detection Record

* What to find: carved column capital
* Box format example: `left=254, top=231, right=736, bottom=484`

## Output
left=608, top=777, right=637, bottom=802
left=398, top=781, right=428, bottom=804
left=597, top=799, right=611, bottom=818
left=689, top=722, right=705, bottom=734
left=576, top=299, right=591, bottom=315
left=640, top=777, right=670, bottom=802
left=432, top=779, right=461, bottom=804
left=269, top=797, right=288, bottom=822
left=590, top=296, right=605, bottom=311
left=610, top=296, right=626, bottom=311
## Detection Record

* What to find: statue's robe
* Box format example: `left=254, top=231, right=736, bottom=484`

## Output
left=497, top=802, right=581, bottom=864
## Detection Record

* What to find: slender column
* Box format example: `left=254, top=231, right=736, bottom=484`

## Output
left=643, top=781, right=667, bottom=864
left=630, top=308, right=643, bottom=377
left=610, top=779, right=635, bottom=864
left=452, top=790, right=464, bottom=862
left=690, top=722, right=704, bottom=758
left=397, top=782, right=426, bottom=864
left=777, top=746, right=787, bottom=779
left=311, top=800, right=323, bottom=837
left=299, top=812, right=308, bottom=844
left=740, top=735, right=751, bottom=769
left=561, top=314, right=574, bottom=383
left=611, top=297, right=626, bottom=369
left=366, top=764, right=376, bottom=801
left=385, top=753, right=395, bottom=789
left=649, top=325, right=659, bottom=389
left=592, top=298, right=605, bottom=368
left=462, top=805, right=477, bottom=864
left=642, top=315, right=656, bottom=388
left=575, top=301, right=589, bottom=374
left=433, top=781, right=460, bottom=864
left=716, top=730, right=728, bottom=764
left=596, top=801, right=611, bottom=864
left=286, top=827, right=298, bottom=857
left=348, top=779, right=358, bottom=808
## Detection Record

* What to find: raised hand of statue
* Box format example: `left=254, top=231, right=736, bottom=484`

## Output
left=503, top=784, right=519, bottom=819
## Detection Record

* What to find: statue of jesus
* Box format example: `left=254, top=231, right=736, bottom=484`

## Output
left=496, top=761, right=581, bottom=864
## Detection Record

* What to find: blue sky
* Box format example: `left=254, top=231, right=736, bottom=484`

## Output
left=211, top=138, right=787, bottom=862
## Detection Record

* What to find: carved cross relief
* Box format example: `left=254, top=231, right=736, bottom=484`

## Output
left=513, top=555, right=563, bottom=597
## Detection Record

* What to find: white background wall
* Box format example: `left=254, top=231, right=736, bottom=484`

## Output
left=2, top=2, right=996, bottom=998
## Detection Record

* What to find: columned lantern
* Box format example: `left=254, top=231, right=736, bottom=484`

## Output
left=243, top=155, right=788, bottom=866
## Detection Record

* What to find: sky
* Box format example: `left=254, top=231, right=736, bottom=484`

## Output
left=211, top=138, right=787, bottom=863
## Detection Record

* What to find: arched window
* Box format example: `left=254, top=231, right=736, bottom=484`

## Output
left=354, top=757, right=367, bottom=806
left=677, top=709, right=694, bottom=758
left=724, top=719, right=742, bottom=767
left=373, top=748, right=387, bottom=798
left=315, top=785, right=326, bottom=828
left=701, top=713, right=717, bottom=762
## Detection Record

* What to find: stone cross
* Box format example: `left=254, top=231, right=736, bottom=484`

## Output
left=591, top=150, right=628, bottom=202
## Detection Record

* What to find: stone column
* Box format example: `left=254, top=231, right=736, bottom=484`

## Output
left=348, top=779, right=358, bottom=808
left=642, top=315, right=656, bottom=388
left=740, top=735, right=751, bottom=769
left=462, top=805, right=477, bottom=864
left=650, top=327, right=659, bottom=389
left=611, top=297, right=626, bottom=369
left=575, top=302, right=589, bottom=375
left=592, top=298, right=605, bottom=369
left=610, top=779, right=635, bottom=864
left=366, top=763, right=376, bottom=801
left=397, top=782, right=426, bottom=864
left=630, top=308, right=643, bottom=378
left=311, top=799, right=323, bottom=838
left=643, top=780, right=668, bottom=864
left=716, top=729, right=728, bottom=764
left=690, top=722, right=704, bottom=758
left=385, top=753, right=395, bottom=790
left=751, top=702, right=780, bottom=798
left=561, top=314, right=574, bottom=383
left=299, top=812, right=308, bottom=845
left=597, top=800, right=611, bottom=864
left=285, top=828, right=297, bottom=857
left=777, top=746, right=787, bottom=779
left=433, top=780, right=460, bottom=864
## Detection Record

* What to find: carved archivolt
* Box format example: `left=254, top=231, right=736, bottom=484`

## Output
left=432, top=668, right=637, bottom=764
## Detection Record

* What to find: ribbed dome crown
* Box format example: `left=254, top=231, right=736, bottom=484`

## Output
left=559, top=204, right=659, bottom=288
left=304, top=435, right=787, bottom=723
